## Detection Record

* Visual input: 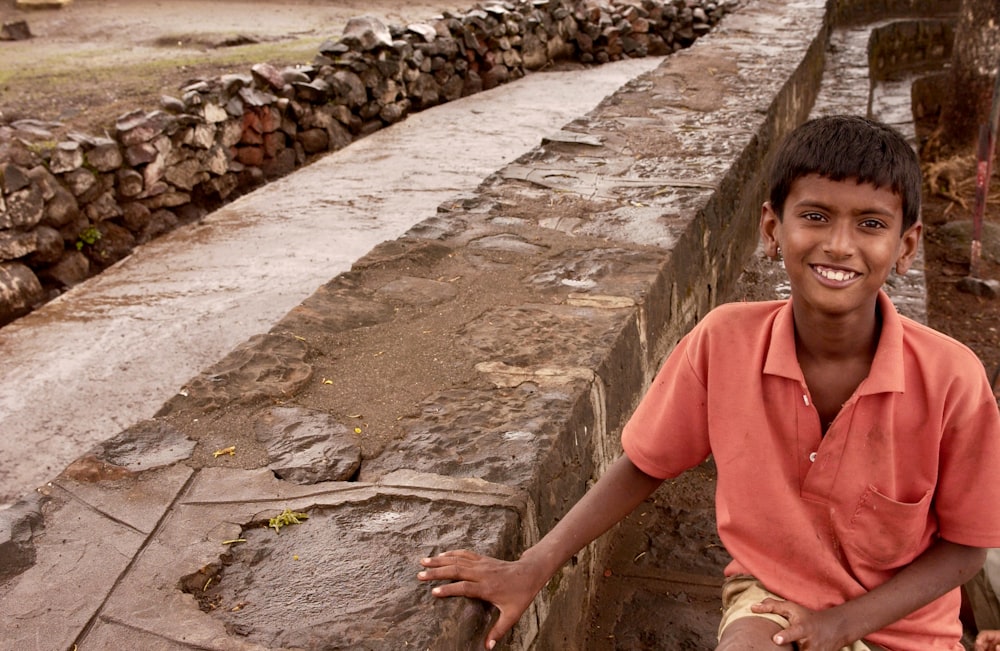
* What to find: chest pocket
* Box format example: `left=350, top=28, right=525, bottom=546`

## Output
left=842, top=485, right=933, bottom=569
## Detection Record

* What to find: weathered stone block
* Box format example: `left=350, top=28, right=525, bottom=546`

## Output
left=36, top=250, right=89, bottom=288
left=0, top=262, right=43, bottom=325
left=86, top=141, right=123, bottom=172
left=0, top=184, right=44, bottom=229
left=0, top=230, right=38, bottom=261
left=48, top=141, right=84, bottom=174
left=1, top=163, right=31, bottom=193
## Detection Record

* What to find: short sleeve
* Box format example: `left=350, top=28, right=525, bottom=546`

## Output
left=622, top=328, right=712, bottom=479
left=934, top=365, right=1000, bottom=548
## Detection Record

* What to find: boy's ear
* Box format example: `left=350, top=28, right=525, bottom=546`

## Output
left=895, top=222, right=923, bottom=275
left=760, top=202, right=781, bottom=259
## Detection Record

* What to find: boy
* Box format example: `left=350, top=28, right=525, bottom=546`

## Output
left=418, top=115, right=1000, bottom=650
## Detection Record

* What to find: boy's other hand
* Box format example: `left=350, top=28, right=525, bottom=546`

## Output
left=977, top=630, right=1000, bottom=651
left=418, top=549, right=547, bottom=650
left=752, top=597, right=850, bottom=650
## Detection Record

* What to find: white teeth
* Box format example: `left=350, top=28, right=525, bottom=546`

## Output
left=816, top=267, right=857, bottom=282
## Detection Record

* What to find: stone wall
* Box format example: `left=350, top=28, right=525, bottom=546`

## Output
left=0, top=0, right=733, bottom=327
left=867, top=18, right=954, bottom=82
left=830, top=0, right=959, bottom=26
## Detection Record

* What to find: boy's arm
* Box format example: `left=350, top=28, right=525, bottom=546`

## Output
left=753, top=539, right=987, bottom=650
left=418, top=454, right=664, bottom=650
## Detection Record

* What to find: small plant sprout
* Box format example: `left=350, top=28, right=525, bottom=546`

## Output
left=75, top=226, right=102, bottom=251
left=268, top=508, right=309, bottom=534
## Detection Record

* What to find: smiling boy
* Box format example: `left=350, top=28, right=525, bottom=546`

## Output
left=419, top=116, right=1000, bottom=650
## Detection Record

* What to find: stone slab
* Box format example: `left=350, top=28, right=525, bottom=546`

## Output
left=52, top=462, right=193, bottom=534
left=97, top=468, right=527, bottom=649
left=0, top=490, right=146, bottom=651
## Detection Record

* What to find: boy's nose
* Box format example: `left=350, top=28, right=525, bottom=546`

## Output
left=822, top=221, right=855, bottom=258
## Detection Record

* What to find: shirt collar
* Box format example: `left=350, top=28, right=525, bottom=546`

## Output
left=763, top=290, right=905, bottom=394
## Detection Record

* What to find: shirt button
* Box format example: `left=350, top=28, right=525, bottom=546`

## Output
left=809, top=452, right=818, bottom=462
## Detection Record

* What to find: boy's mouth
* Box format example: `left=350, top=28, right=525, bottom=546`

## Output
left=812, top=264, right=860, bottom=283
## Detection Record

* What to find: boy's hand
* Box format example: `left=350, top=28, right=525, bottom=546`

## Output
left=752, top=597, right=850, bottom=650
left=418, top=549, right=548, bottom=650
left=978, top=630, right=1000, bottom=651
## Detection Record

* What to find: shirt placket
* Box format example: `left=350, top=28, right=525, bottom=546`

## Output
left=801, top=384, right=854, bottom=502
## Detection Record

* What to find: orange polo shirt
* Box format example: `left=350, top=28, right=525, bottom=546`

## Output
left=622, top=291, right=1000, bottom=649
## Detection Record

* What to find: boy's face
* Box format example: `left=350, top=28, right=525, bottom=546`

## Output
left=759, top=174, right=921, bottom=319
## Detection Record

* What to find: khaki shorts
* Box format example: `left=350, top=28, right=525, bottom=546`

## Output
left=965, top=560, right=1000, bottom=631
left=719, top=575, right=884, bottom=651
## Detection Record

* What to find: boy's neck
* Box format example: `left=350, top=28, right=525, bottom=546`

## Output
left=791, top=298, right=882, bottom=362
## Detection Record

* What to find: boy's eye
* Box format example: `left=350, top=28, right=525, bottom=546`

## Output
left=860, top=218, right=887, bottom=229
left=802, top=212, right=826, bottom=222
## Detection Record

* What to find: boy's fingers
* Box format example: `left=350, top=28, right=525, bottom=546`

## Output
left=418, top=563, right=477, bottom=583
left=435, top=549, right=480, bottom=559
left=486, top=611, right=518, bottom=649
left=429, top=580, right=477, bottom=599
left=750, top=597, right=787, bottom=614
left=419, top=549, right=480, bottom=567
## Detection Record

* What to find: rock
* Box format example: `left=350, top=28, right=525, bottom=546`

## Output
left=158, top=334, right=313, bottom=415
left=41, top=184, right=80, bottom=227
left=292, top=78, right=332, bottom=103
left=935, top=220, right=1000, bottom=264
left=37, top=250, right=89, bottom=288
left=88, top=420, right=196, bottom=471
left=255, top=406, right=362, bottom=484
left=83, top=190, right=122, bottom=222
left=0, top=20, right=31, bottom=41
left=117, top=168, right=145, bottom=198
left=375, top=276, right=458, bottom=306
left=957, top=276, right=1000, bottom=298
left=48, top=141, right=84, bottom=174
left=0, top=492, right=45, bottom=584
left=407, top=22, right=438, bottom=42
left=1, top=163, right=31, bottom=193
left=160, top=95, right=186, bottom=113
left=120, top=201, right=152, bottom=232
left=0, top=184, right=44, bottom=229
left=85, top=139, right=123, bottom=172
left=0, top=262, right=43, bottom=325
left=298, top=128, right=330, bottom=154
left=83, top=221, right=134, bottom=268
left=26, top=226, right=63, bottom=265
left=137, top=208, right=178, bottom=243
left=115, top=110, right=174, bottom=146
left=330, top=70, right=368, bottom=108
left=251, top=62, right=286, bottom=91
left=62, top=168, right=97, bottom=197
left=343, top=15, right=393, bottom=51
left=0, top=230, right=38, bottom=261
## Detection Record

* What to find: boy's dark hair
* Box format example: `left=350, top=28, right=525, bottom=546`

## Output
left=768, top=115, right=922, bottom=231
